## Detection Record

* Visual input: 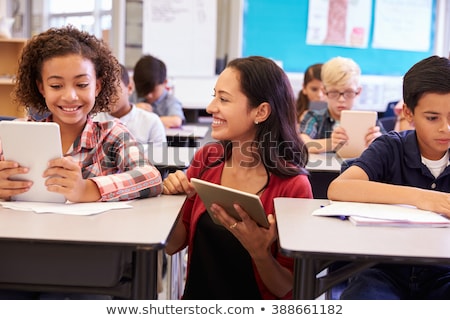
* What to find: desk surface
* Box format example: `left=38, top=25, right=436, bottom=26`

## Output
left=165, top=125, right=210, bottom=138
left=0, top=195, right=186, bottom=247
left=147, top=145, right=197, bottom=169
left=275, top=198, right=450, bottom=262
left=306, top=153, right=343, bottom=172
left=275, top=197, right=450, bottom=299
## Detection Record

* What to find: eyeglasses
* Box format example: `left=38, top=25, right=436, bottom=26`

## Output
left=325, top=90, right=359, bottom=100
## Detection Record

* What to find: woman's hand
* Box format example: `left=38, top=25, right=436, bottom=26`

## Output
left=163, top=170, right=196, bottom=196
left=210, top=203, right=277, bottom=259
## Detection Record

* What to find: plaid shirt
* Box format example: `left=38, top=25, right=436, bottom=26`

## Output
left=299, top=108, right=337, bottom=139
left=45, top=116, right=163, bottom=201
left=300, top=108, right=387, bottom=139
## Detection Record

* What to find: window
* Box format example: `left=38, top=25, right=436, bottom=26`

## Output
left=45, top=0, right=112, bottom=41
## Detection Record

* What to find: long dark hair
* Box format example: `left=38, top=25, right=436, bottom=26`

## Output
left=295, top=63, right=323, bottom=121
left=203, top=56, right=309, bottom=178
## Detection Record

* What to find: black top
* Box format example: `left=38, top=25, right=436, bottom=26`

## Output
left=182, top=212, right=262, bottom=300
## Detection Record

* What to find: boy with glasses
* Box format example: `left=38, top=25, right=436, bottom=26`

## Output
left=299, top=56, right=383, bottom=153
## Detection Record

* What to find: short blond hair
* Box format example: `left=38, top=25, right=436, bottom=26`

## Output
left=321, top=56, right=361, bottom=88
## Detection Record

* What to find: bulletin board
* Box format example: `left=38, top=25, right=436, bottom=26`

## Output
left=242, top=0, right=436, bottom=76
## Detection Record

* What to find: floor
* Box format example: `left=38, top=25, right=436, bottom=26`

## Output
left=158, top=251, right=186, bottom=300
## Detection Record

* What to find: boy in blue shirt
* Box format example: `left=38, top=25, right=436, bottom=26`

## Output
left=328, top=55, right=450, bottom=299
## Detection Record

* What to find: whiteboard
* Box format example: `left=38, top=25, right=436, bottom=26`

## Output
left=142, top=0, right=217, bottom=77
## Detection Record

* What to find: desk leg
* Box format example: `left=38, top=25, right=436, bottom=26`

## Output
left=293, top=258, right=316, bottom=299
left=133, top=248, right=158, bottom=299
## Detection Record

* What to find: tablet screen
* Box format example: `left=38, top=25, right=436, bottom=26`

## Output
left=336, top=110, right=377, bottom=159
left=191, top=178, right=269, bottom=228
left=0, top=121, right=65, bottom=203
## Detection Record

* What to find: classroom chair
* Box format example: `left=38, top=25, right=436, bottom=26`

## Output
left=325, top=157, right=356, bottom=299
left=379, top=116, right=397, bottom=132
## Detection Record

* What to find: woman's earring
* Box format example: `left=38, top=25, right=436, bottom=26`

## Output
left=254, top=120, right=259, bottom=125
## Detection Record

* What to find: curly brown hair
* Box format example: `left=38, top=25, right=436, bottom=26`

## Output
left=12, top=25, right=120, bottom=117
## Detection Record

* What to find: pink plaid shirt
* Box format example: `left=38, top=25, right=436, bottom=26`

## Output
left=47, top=116, right=162, bottom=201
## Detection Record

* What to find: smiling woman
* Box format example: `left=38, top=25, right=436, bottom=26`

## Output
left=162, top=56, right=313, bottom=300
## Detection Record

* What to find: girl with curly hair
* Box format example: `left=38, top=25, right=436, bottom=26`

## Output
left=0, top=25, right=162, bottom=204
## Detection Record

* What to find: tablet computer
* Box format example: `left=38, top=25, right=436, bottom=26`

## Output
left=0, top=121, right=66, bottom=203
left=308, top=100, right=328, bottom=111
left=336, top=110, right=377, bottom=159
left=191, top=178, right=269, bottom=228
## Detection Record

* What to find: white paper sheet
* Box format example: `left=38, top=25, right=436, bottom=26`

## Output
left=312, top=201, right=450, bottom=226
left=372, top=0, right=432, bottom=51
left=0, top=201, right=133, bottom=215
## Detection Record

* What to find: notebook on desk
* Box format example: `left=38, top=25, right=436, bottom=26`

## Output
left=312, top=201, right=450, bottom=228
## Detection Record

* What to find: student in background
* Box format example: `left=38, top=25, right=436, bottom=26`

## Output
left=162, top=56, right=312, bottom=299
left=295, top=63, right=325, bottom=123
left=393, top=99, right=415, bottom=131
left=328, top=55, right=450, bottom=299
left=133, top=54, right=185, bottom=128
left=93, top=63, right=166, bottom=146
left=299, top=56, right=383, bottom=153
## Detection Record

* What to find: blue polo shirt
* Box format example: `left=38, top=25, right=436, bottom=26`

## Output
left=152, top=89, right=186, bottom=121
left=353, top=130, right=450, bottom=192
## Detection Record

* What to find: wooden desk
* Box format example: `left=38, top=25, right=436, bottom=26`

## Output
left=0, top=195, right=185, bottom=299
left=274, top=198, right=450, bottom=299
left=306, top=153, right=343, bottom=199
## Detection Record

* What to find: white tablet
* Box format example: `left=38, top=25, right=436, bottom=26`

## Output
left=336, top=110, right=377, bottom=159
left=191, top=178, right=269, bottom=228
left=0, top=121, right=66, bottom=203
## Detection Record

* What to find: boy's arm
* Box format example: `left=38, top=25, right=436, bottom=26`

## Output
left=160, top=115, right=183, bottom=128
left=301, top=126, right=347, bottom=154
left=300, top=133, right=330, bottom=153
left=328, top=165, right=450, bottom=217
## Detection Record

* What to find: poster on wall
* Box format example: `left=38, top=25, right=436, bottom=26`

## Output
left=372, top=0, right=432, bottom=51
left=142, top=0, right=217, bottom=77
left=306, top=0, right=372, bottom=48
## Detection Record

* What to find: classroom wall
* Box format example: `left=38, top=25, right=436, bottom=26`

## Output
left=242, top=0, right=437, bottom=76
left=3, top=0, right=448, bottom=115
left=176, top=0, right=450, bottom=113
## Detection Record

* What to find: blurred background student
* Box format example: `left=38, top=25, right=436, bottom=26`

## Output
left=133, top=54, right=185, bottom=128
left=393, top=99, right=415, bottom=131
left=94, top=63, right=166, bottom=146
left=299, top=56, right=384, bottom=154
left=295, top=63, right=325, bottom=123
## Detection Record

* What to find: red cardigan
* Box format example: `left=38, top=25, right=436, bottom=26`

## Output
left=180, top=143, right=313, bottom=299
